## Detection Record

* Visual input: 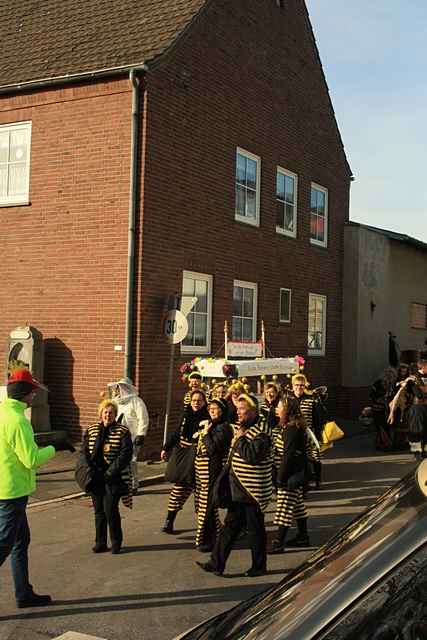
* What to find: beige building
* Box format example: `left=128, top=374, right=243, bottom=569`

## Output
left=342, top=222, right=427, bottom=409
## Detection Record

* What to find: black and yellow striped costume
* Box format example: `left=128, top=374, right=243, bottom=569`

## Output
left=86, top=422, right=133, bottom=509
left=273, top=427, right=307, bottom=527
left=167, top=438, right=194, bottom=512
left=296, top=394, right=322, bottom=464
left=230, top=419, right=273, bottom=512
left=194, top=420, right=233, bottom=548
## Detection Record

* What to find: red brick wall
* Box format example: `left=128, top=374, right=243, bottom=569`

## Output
left=0, top=79, right=133, bottom=438
left=136, top=0, right=351, bottom=453
left=0, top=0, right=351, bottom=457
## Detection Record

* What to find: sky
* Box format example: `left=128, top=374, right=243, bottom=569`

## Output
left=306, top=0, right=427, bottom=243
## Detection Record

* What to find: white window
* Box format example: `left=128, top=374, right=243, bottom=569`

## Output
left=308, top=293, right=327, bottom=356
left=279, top=288, right=292, bottom=323
left=0, top=121, right=31, bottom=206
left=276, top=168, right=297, bottom=237
left=235, top=148, right=260, bottom=227
left=310, top=183, right=328, bottom=247
left=232, top=280, right=257, bottom=341
left=181, top=271, right=213, bottom=354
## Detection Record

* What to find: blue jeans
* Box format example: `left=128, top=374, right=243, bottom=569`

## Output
left=0, top=496, right=32, bottom=601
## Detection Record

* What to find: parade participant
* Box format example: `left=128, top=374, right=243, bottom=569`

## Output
left=405, top=355, right=427, bottom=460
left=370, top=367, right=397, bottom=450
left=225, top=382, right=245, bottom=423
left=183, top=372, right=203, bottom=407
left=161, top=390, right=209, bottom=534
left=269, top=398, right=310, bottom=553
left=79, top=400, right=133, bottom=554
left=260, top=382, right=282, bottom=487
left=108, top=377, right=149, bottom=493
left=194, top=398, right=233, bottom=552
left=291, top=374, right=323, bottom=487
left=0, top=368, right=56, bottom=607
left=210, top=382, right=228, bottom=402
left=197, top=394, right=272, bottom=577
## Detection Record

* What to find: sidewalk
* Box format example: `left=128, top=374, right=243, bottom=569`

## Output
left=32, top=455, right=167, bottom=505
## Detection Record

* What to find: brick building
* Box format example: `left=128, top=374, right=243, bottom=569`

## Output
left=0, top=0, right=352, bottom=454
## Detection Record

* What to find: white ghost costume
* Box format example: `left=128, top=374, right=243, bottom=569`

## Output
left=108, top=378, right=149, bottom=491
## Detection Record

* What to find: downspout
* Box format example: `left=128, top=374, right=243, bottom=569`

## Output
left=124, top=68, right=146, bottom=379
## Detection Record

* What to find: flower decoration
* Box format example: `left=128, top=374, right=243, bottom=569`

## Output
left=179, top=362, right=200, bottom=383
left=294, top=355, right=305, bottom=366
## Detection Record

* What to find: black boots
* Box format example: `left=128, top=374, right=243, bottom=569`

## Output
left=287, top=518, right=310, bottom=547
left=313, top=461, right=322, bottom=488
left=268, top=525, right=288, bottom=554
left=161, top=510, right=177, bottom=534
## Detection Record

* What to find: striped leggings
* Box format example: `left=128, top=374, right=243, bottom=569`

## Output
left=167, top=483, right=193, bottom=513
left=274, top=487, right=307, bottom=527
left=195, top=467, right=221, bottom=547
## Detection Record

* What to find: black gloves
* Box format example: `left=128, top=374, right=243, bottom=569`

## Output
left=134, top=435, right=145, bottom=447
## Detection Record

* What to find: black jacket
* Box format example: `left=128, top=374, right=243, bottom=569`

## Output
left=198, top=420, right=234, bottom=479
left=276, top=424, right=307, bottom=487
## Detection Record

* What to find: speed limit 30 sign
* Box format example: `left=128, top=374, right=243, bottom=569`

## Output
left=164, top=309, right=189, bottom=344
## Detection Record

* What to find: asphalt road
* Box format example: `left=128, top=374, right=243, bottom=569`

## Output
left=0, top=431, right=417, bottom=640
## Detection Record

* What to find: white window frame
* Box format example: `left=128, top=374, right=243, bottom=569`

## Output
left=0, top=121, right=32, bottom=206
left=310, top=182, right=328, bottom=248
left=181, top=271, right=213, bottom=355
left=235, top=147, right=261, bottom=227
left=232, top=280, right=258, bottom=341
left=308, top=293, right=327, bottom=356
left=275, top=167, right=297, bottom=238
left=279, top=288, right=292, bottom=324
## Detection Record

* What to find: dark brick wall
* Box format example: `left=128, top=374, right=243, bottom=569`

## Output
left=137, top=0, right=351, bottom=453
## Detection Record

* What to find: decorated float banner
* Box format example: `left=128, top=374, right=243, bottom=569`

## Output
left=227, top=340, right=264, bottom=358
left=196, top=357, right=299, bottom=379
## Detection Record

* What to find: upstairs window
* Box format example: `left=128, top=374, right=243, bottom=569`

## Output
left=235, top=148, right=260, bottom=227
left=276, top=168, right=297, bottom=237
left=279, top=288, right=292, bottom=323
left=411, top=303, right=427, bottom=329
left=310, top=183, right=328, bottom=247
left=0, top=122, right=32, bottom=206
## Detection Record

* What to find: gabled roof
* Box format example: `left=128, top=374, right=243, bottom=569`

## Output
left=347, top=221, right=427, bottom=253
left=0, top=0, right=208, bottom=90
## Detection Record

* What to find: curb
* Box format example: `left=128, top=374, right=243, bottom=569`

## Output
left=28, top=474, right=166, bottom=509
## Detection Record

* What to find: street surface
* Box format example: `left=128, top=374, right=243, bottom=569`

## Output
left=0, top=429, right=417, bottom=640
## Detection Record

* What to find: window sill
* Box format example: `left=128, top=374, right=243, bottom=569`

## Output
left=0, top=200, right=31, bottom=208
left=307, top=351, right=326, bottom=357
left=310, top=239, right=328, bottom=249
left=276, top=227, right=297, bottom=239
left=234, top=215, right=260, bottom=228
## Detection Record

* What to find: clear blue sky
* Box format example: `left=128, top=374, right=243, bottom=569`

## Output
left=306, top=0, right=427, bottom=243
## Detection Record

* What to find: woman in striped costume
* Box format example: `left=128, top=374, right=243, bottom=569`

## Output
left=182, top=371, right=203, bottom=407
left=197, top=394, right=273, bottom=577
left=80, top=399, right=133, bottom=554
left=194, top=398, right=233, bottom=552
left=291, top=374, right=323, bottom=488
left=259, top=382, right=282, bottom=487
left=269, top=397, right=310, bottom=553
left=161, top=390, right=209, bottom=534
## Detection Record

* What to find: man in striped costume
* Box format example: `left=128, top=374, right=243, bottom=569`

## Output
left=290, top=374, right=323, bottom=488
left=197, top=394, right=272, bottom=577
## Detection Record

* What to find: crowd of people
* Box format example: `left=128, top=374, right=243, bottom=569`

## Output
left=159, top=370, right=328, bottom=577
left=366, top=354, right=427, bottom=458
left=3, top=355, right=425, bottom=604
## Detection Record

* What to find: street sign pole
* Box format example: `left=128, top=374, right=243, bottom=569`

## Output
left=162, top=296, right=197, bottom=448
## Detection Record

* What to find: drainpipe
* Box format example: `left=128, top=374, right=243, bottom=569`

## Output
left=124, top=68, right=146, bottom=380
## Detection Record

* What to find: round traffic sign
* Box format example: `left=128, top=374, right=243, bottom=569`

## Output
left=164, top=310, right=189, bottom=344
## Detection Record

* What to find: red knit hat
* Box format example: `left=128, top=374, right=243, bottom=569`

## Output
left=8, top=368, right=41, bottom=388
